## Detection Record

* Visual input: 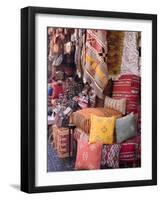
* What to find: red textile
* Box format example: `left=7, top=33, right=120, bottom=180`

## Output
left=112, top=74, right=141, bottom=114
left=124, top=134, right=141, bottom=161
left=119, top=143, right=135, bottom=163
left=75, top=140, right=102, bottom=170
left=52, top=83, right=64, bottom=99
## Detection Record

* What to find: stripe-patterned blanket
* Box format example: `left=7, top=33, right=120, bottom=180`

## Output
left=84, top=30, right=109, bottom=99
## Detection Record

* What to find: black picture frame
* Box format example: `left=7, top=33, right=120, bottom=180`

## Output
left=21, top=6, right=157, bottom=193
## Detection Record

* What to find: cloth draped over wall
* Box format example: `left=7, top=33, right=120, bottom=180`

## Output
left=120, top=32, right=141, bottom=76
left=82, top=30, right=125, bottom=99
left=83, top=30, right=109, bottom=99
left=74, top=29, right=85, bottom=78
left=48, top=28, right=141, bottom=99
left=107, top=31, right=125, bottom=78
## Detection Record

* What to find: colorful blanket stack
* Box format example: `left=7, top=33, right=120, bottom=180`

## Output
left=112, top=74, right=141, bottom=114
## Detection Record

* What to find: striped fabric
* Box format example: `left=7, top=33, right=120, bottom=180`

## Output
left=124, top=134, right=141, bottom=161
left=112, top=74, right=141, bottom=114
left=104, top=96, right=126, bottom=115
left=120, top=143, right=135, bottom=163
left=84, top=30, right=109, bottom=99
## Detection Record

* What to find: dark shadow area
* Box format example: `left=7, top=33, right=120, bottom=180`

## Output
left=10, top=184, right=20, bottom=191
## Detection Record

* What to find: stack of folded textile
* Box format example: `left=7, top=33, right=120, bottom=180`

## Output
left=112, top=74, right=141, bottom=114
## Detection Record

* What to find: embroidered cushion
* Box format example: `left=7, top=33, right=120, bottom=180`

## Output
left=119, top=143, right=135, bottom=163
left=101, top=144, right=121, bottom=168
left=75, top=140, right=102, bottom=170
left=70, top=107, right=122, bottom=134
left=116, top=113, right=137, bottom=143
left=89, top=115, right=116, bottom=144
left=104, top=96, right=126, bottom=115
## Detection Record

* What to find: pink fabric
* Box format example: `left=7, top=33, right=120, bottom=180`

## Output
left=75, top=140, right=102, bottom=170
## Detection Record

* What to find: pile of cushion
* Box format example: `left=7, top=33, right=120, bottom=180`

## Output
left=71, top=74, right=141, bottom=170
left=74, top=112, right=140, bottom=170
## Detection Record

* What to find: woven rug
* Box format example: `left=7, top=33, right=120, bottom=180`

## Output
left=47, top=140, right=75, bottom=172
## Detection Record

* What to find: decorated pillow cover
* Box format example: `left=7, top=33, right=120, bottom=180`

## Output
left=89, top=115, right=116, bottom=144
left=75, top=140, right=102, bottom=170
left=104, top=96, right=126, bottom=115
left=116, top=113, right=137, bottom=143
left=101, top=144, right=121, bottom=168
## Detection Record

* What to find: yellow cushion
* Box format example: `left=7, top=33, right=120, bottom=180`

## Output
left=89, top=115, right=116, bottom=144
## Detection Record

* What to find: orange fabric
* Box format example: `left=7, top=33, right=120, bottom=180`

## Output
left=70, top=107, right=122, bottom=134
left=89, top=115, right=116, bottom=144
left=75, top=140, right=102, bottom=170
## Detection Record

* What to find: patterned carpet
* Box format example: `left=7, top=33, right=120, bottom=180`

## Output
left=47, top=141, right=75, bottom=172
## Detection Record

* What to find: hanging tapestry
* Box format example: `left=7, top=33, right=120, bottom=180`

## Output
left=83, top=30, right=109, bottom=99
left=107, top=31, right=125, bottom=77
left=120, top=32, right=140, bottom=76
left=74, top=29, right=86, bottom=78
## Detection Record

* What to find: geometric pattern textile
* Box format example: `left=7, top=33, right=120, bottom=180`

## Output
left=84, top=30, right=109, bottom=99
left=101, top=144, right=121, bottom=168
